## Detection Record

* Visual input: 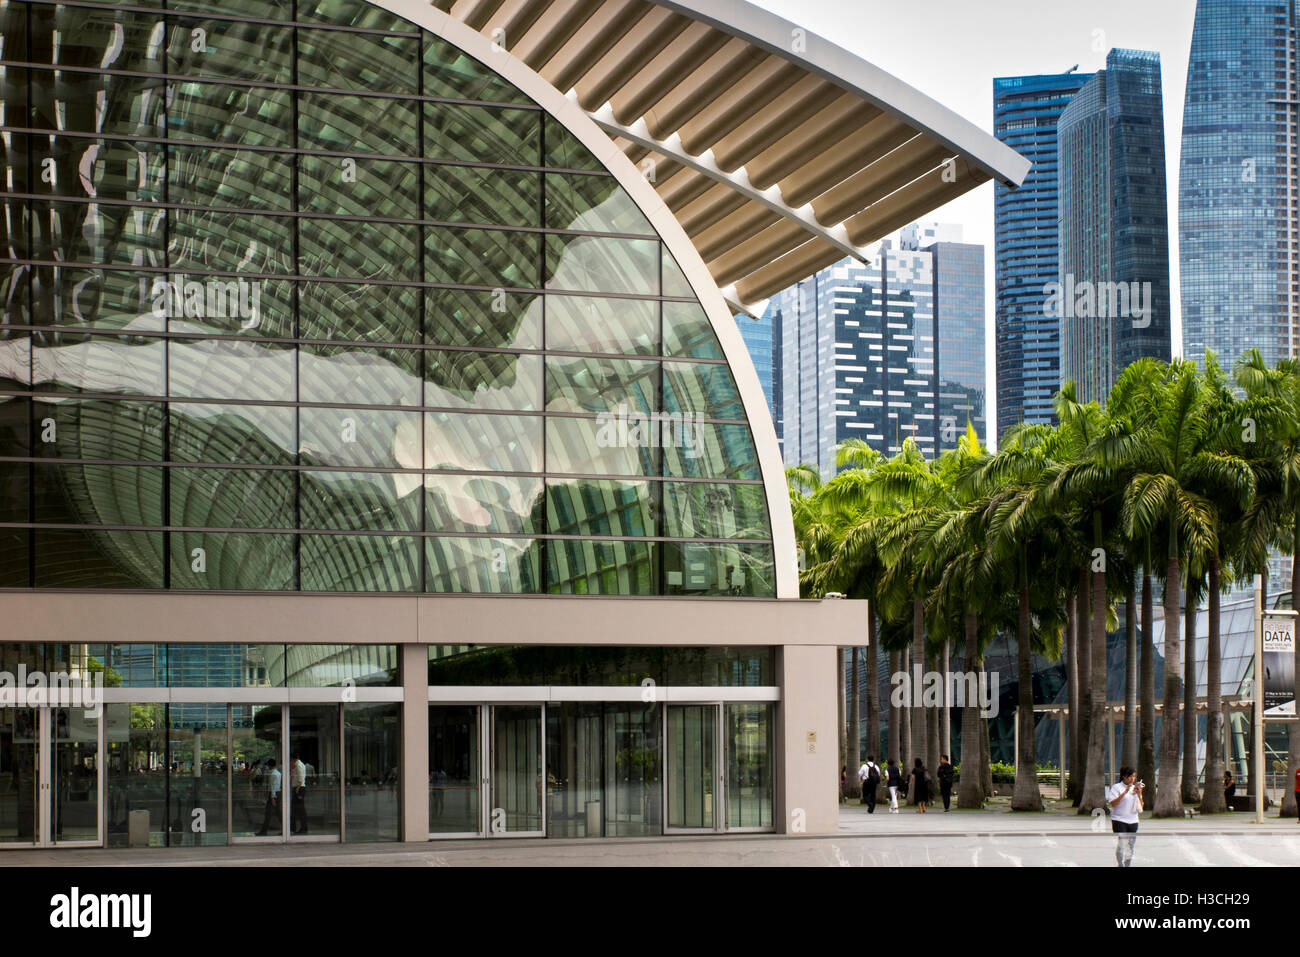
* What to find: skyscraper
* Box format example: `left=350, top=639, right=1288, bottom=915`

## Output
left=1057, top=49, right=1173, bottom=403
left=767, top=225, right=985, bottom=476
left=733, top=310, right=782, bottom=448
left=994, top=69, right=1092, bottom=437
left=1180, top=0, right=1299, bottom=367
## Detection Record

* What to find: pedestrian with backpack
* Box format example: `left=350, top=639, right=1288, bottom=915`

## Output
left=937, top=754, right=955, bottom=811
left=885, top=759, right=903, bottom=813
left=858, top=756, right=881, bottom=813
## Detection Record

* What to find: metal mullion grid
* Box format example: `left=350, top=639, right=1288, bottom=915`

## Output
left=418, top=29, right=427, bottom=595
left=161, top=0, right=171, bottom=590
left=24, top=0, right=34, bottom=588
left=291, top=5, right=301, bottom=593
left=657, top=242, right=665, bottom=593
left=21, top=0, right=423, bottom=38
left=538, top=109, right=548, bottom=595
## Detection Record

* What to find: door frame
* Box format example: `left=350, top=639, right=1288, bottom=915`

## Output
left=662, top=701, right=724, bottom=835
left=0, top=706, right=104, bottom=849
left=484, top=702, right=546, bottom=838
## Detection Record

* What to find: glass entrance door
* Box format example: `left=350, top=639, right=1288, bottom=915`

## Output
left=665, top=704, right=719, bottom=832
left=0, top=707, right=102, bottom=847
left=429, top=705, right=480, bottom=837
left=489, top=704, right=543, bottom=836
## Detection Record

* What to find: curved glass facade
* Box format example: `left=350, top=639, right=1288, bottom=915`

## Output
left=0, top=0, right=775, bottom=596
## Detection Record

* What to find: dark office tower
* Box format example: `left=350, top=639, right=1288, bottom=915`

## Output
left=1180, top=0, right=1299, bottom=367
left=994, top=69, right=1091, bottom=438
left=1058, top=49, right=1173, bottom=403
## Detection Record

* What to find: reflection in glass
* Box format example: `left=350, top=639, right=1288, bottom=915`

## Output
left=425, top=351, right=541, bottom=411
left=105, top=702, right=166, bottom=847
left=169, top=531, right=294, bottom=590
left=53, top=707, right=100, bottom=843
left=545, top=356, right=657, bottom=414
left=425, top=413, right=541, bottom=473
left=33, top=398, right=165, bottom=461
left=299, top=407, right=421, bottom=470
left=429, top=706, right=479, bottom=835
left=298, top=344, right=421, bottom=407
left=544, top=174, right=652, bottom=235
left=32, top=334, right=165, bottom=397
left=0, top=708, right=39, bottom=844
left=662, top=541, right=775, bottom=598
left=726, top=703, right=774, bottom=829
left=298, top=155, right=419, bottom=219
left=425, top=536, right=540, bottom=594
left=547, top=479, right=655, bottom=537
left=231, top=705, right=282, bottom=839
left=546, top=235, right=659, bottom=295
left=344, top=703, right=399, bottom=843
left=299, top=534, right=420, bottom=592
left=169, top=338, right=295, bottom=403
left=34, top=529, right=163, bottom=588
left=170, top=404, right=295, bottom=466
left=427, top=288, right=542, bottom=351
left=605, top=704, right=662, bottom=837
left=279, top=644, right=399, bottom=688
left=663, top=301, right=725, bottom=360
left=287, top=705, right=340, bottom=839
left=546, top=538, right=655, bottom=595
left=545, top=417, right=656, bottom=477
left=662, top=483, right=769, bottom=539
left=545, top=295, right=657, bottom=356
left=492, top=705, right=542, bottom=833
left=167, top=706, right=229, bottom=846
left=666, top=704, right=714, bottom=829
left=425, top=473, right=543, bottom=535
left=301, top=471, right=421, bottom=532
left=170, top=468, right=294, bottom=529
left=663, top=361, right=744, bottom=420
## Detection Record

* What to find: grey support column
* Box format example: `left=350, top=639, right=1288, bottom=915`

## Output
left=401, top=643, right=429, bottom=843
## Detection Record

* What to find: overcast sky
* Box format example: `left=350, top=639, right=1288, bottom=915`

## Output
left=749, top=0, right=1199, bottom=435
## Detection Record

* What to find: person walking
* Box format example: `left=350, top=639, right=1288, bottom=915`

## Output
left=858, top=756, right=881, bottom=813
left=1106, top=766, right=1144, bottom=867
left=254, top=758, right=280, bottom=836
left=937, top=754, right=954, bottom=811
left=910, top=758, right=930, bottom=813
left=1294, top=765, right=1300, bottom=822
left=885, top=759, right=903, bottom=813
left=839, top=766, right=847, bottom=805
left=1223, top=769, right=1235, bottom=810
left=289, top=752, right=308, bottom=835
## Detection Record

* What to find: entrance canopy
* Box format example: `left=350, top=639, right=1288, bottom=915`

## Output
left=429, top=0, right=1031, bottom=313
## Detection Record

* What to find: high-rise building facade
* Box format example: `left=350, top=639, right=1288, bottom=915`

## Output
left=733, top=310, right=781, bottom=447
left=768, top=225, right=985, bottom=476
left=1180, top=0, right=1299, bottom=367
left=1058, top=49, right=1173, bottom=403
left=994, top=70, right=1091, bottom=437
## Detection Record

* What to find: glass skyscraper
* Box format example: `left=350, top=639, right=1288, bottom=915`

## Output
left=994, top=69, right=1091, bottom=438
left=1058, top=49, right=1172, bottom=403
left=1180, top=0, right=1299, bottom=367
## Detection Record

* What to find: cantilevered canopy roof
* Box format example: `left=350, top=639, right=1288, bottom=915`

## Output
left=430, top=0, right=1030, bottom=312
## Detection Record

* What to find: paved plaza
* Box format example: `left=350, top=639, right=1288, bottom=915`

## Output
left=3, top=798, right=1298, bottom=867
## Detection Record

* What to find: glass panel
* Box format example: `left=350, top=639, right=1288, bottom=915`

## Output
left=33, top=398, right=166, bottom=461
left=31, top=72, right=164, bottom=140
left=545, top=356, right=657, bottom=414
left=544, top=174, right=652, bottom=235
left=343, top=703, right=400, bottom=843
left=604, top=704, right=661, bottom=837
left=105, top=702, right=166, bottom=848
left=0, top=708, right=38, bottom=844
left=298, top=155, right=419, bottom=219
left=158, top=273, right=293, bottom=339
left=280, top=645, right=398, bottom=688
left=663, top=301, right=724, bottom=360
left=425, top=536, right=540, bottom=594
left=545, top=416, right=657, bottom=477
left=300, top=534, right=420, bottom=592
left=300, top=282, right=421, bottom=345
left=170, top=146, right=294, bottom=211
left=661, top=541, right=776, bottom=598
left=300, top=220, right=419, bottom=283
left=299, top=344, right=421, bottom=407
left=32, top=333, right=165, bottom=397
left=296, top=28, right=417, bottom=94
left=425, top=103, right=538, bottom=166
left=425, top=473, right=543, bottom=535
left=662, top=247, right=694, bottom=298
left=299, top=92, right=416, bottom=156
left=491, top=705, right=542, bottom=834
left=545, top=703, right=602, bottom=838
left=726, top=703, right=774, bottom=829
left=546, top=539, right=656, bottom=596
left=663, top=647, right=774, bottom=687
left=170, top=404, right=296, bottom=466
left=425, top=351, right=541, bottom=411
left=546, top=478, right=656, bottom=537
left=666, top=704, right=715, bottom=829
left=662, top=482, right=769, bottom=539
left=231, top=704, right=282, bottom=838
left=168, top=531, right=295, bottom=590
left=425, top=164, right=538, bottom=227
left=297, top=0, right=410, bottom=30
left=663, top=422, right=761, bottom=480
left=52, top=707, right=99, bottom=843
left=0, top=529, right=28, bottom=587
left=429, top=705, right=479, bottom=835
left=301, top=471, right=421, bottom=532
left=300, top=407, right=421, bottom=470
left=427, top=288, right=542, bottom=351
left=166, top=83, right=294, bottom=148
left=545, top=296, right=658, bottom=356
left=166, top=644, right=275, bottom=688
left=34, top=463, right=164, bottom=526
left=546, top=235, right=659, bottom=295
left=288, top=705, right=340, bottom=839
left=169, top=338, right=295, bottom=403
left=0, top=395, right=30, bottom=458
left=34, top=529, right=164, bottom=588
left=39, top=137, right=163, bottom=205
left=425, top=412, right=542, bottom=473
left=426, top=228, right=538, bottom=289
left=423, top=38, right=531, bottom=105
left=167, top=705, right=229, bottom=846
left=170, top=468, right=294, bottom=529
left=28, top=5, right=165, bottom=72
left=31, top=267, right=164, bottom=332
left=544, top=116, right=604, bottom=172
left=166, top=17, right=292, bottom=83
left=663, top=361, right=744, bottom=420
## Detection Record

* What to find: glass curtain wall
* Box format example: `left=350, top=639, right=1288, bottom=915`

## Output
left=0, top=0, right=775, bottom=597
left=428, top=705, right=479, bottom=834
left=0, top=708, right=38, bottom=844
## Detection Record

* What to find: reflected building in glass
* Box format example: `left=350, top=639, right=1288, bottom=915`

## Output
left=0, top=0, right=1025, bottom=848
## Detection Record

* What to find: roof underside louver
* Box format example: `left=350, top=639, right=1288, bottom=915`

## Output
left=430, top=0, right=1030, bottom=313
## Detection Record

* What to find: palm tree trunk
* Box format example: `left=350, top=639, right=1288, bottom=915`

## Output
left=900, top=644, right=911, bottom=775
left=1284, top=530, right=1300, bottom=818
left=958, top=611, right=984, bottom=807
left=1074, top=566, right=1092, bottom=804
left=926, top=649, right=941, bottom=778
left=849, top=647, right=861, bottom=798
left=888, top=648, right=901, bottom=767
left=866, top=605, right=880, bottom=767
left=1065, top=588, right=1079, bottom=801
left=1201, top=552, right=1226, bottom=813
left=1155, top=550, right=1184, bottom=817
left=1138, top=561, right=1157, bottom=800
left=1013, top=554, right=1042, bottom=811
left=1080, top=532, right=1107, bottom=813
left=941, top=639, right=952, bottom=760
left=1182, top=584, right=1199, bottom=804
left=1124, top=576, right=1138, bottom=769
left=910, top=597, right=927, bottom=785
left=980, top=707, right=993, bottom=799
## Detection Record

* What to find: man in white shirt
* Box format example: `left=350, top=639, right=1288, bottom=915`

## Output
left=289, top=752, right=308, bottom=835
left=255, top=759, right=281, bottom=836
left=1106, top=766, right=1144, bottom=867
left=857, top=757, right=880, bottom=813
